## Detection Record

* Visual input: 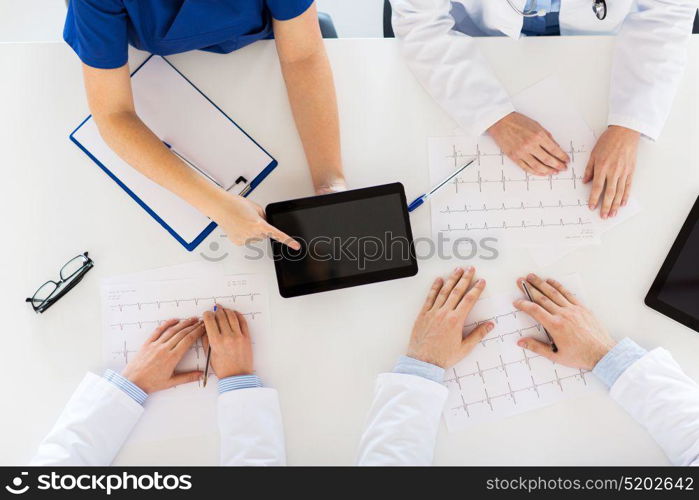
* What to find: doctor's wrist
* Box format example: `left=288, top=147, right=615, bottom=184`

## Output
left=393, top=355, right=445, bottom=384
left=592, top=338, right=647, bottom=388
left=606, top=125, right=641, bottom=140
left=315, top=175, right=347, bottom=195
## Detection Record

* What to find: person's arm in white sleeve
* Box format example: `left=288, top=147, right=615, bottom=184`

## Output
left=609, top=0, right=696, bottom=141
left=583, top=1, right=696, bottom=219
left=514, top=273, right=699, bottom=466
left=30, top=371, right=146, bottom=466
left=203, top=306, right=286, bottom=466
left=358, top=267, right=494, bottom=465
left=593, top=339, right=699, bottom=466
left=390, top=1, right=571, bottom=176
left=357, top=357, right=447, bottom=465
left=30, top=319, right=205, bottom=465
left=216, top=376, right=285, bottom=466
left=390, top=0, right=514, bottom=137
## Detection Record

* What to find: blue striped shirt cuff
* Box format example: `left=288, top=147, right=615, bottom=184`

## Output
left=592, top=338, right=647, bottom=388
left=218, top=375, right=263, bottom=394
left=393, top=355, right=445, bottom=384
left=103, top=369, right=148, bottom=406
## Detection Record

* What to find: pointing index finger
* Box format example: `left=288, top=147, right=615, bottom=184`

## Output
left=264, top=223, right=301, bottom=251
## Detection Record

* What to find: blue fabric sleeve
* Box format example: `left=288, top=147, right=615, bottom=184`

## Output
left=266, top=0, right=314, bottom=21
left=218, top=375, right=263, bottom=394
left=103, top=369, right=148, bottom=405
left=63, top=0, right=129, bottom=69
left=393, top=355, right=445, bottom=384
left=592, top=338, right=648, bottom=388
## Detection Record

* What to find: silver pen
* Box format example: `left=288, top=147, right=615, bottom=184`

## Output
left=521, top=281, right=558, bottom=353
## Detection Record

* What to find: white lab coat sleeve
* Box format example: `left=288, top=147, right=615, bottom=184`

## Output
left=357, top=373, right=448, bottom=465
left=609, top=348, right=699, bottom=465
left=217, top=388, right=286, bottom=466
left=390, top=0, right=515, bottom=136
left=609, top=0, right=696, bottom=140
left=30, top=373, right=144, bottom=466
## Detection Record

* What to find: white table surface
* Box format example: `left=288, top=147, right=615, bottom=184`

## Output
left=1, top=36, right=698, bottom=466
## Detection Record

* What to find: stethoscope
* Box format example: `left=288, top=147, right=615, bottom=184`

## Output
left=505, top=0, right=608, bottom=20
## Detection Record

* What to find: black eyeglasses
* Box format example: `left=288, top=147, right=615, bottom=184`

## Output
left=26, top=252, right=94, bottom=313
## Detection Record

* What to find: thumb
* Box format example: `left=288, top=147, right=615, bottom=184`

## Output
left=263, top=222, right=301, bottom=251
left=517, top=337, right=556, bottom=361
left=167, top=370, right=203, bottom=388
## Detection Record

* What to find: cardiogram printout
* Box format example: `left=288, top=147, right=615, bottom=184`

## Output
left=443, top=274, right=603, bottom=432
left=101, top=266, right=270, bottom=442
left=428, top=77, right=600, bottom=246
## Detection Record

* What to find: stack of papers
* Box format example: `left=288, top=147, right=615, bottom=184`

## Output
left=101, top=262, right=270, bottom=443
left=444, top=274, right=603, bottom=431
left=428, top=77, right=640, bottom=266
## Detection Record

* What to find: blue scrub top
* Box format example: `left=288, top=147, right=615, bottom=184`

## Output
left=64, top=0, right=314, bottom=69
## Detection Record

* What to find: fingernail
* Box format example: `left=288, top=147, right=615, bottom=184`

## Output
left=467, top=266, right=474, bottom=272
left=527, top=273, right=536, bottom=280
left=477, top=278, right=485, bottom=286
left=213, top=305, right=218, bottom=312
left=518, top=340, right=527, bottom=348
left=486, top=322, right=494, bottom=331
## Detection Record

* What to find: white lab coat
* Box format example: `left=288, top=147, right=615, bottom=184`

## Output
left=357, top=348, right=699, bottom=465
left=30, top=373, right=286, bottom=466
left=390, top=0, right=696, bottom=139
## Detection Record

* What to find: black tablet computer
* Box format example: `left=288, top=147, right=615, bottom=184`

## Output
left=645, top=195, right=699, bottom=333
left=266, top=183, right=418, bottom=298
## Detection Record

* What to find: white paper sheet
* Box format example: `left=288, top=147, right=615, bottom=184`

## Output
left=528, top=198, right=642, bottom=267
left=101, top=269, right=270, bottom=443
left=443, top=275, right=602, bottom=432
left=429, top=77, right=600, bottom=246
left=73, top=56, right=274, bottom=245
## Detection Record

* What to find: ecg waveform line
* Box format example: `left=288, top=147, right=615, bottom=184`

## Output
left=441, top=199, right=591, bottom=215
left=480, top=324, right=541, bottom=346
left=446, top=140, right=590, bottom=169
left=439, top=217, right=592, bottom=233
left=464, top=309, right=520, bottom=328
left=450, top=168, right=585, bottom=194
left=447, top=369, right=590, bottom=416
left=109, top=311, right=263, bottom=331
left=109, top=293, right=261, bottom=312
left=111, top=336, right=210, bottom=365
left=444, top=349, right=542, bottom=385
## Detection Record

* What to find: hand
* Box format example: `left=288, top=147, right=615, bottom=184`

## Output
left=584, top=125, right=640, bottom=218
left=202, top=306, right=254, bottom=379
left=407, top=267, right=493, bottom=368
left=513, top=274, right=617, bottom=370
left=121, top=318, right=205, bottom=393
left=212, top=192, right=300, bottom=250
left=316, top=176, right=347, bottom=195
left=487, top=112, right=570, bottom=176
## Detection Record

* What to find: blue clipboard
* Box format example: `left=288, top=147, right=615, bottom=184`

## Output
left=69, top=55, right=278, bottom=252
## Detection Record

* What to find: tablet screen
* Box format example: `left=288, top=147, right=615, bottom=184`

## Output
left=266, top=184, right=418, bottom=297
left=646, top=196, right=699, bottom=332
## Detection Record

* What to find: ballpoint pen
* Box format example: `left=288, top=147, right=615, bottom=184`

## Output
left=407, top=160, right=475, bottom=212
left=521, top=281, right=558, bottom=353
left=162, top=141, right=223, bottom=189
left=202, top=305, right=215, bottom=388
